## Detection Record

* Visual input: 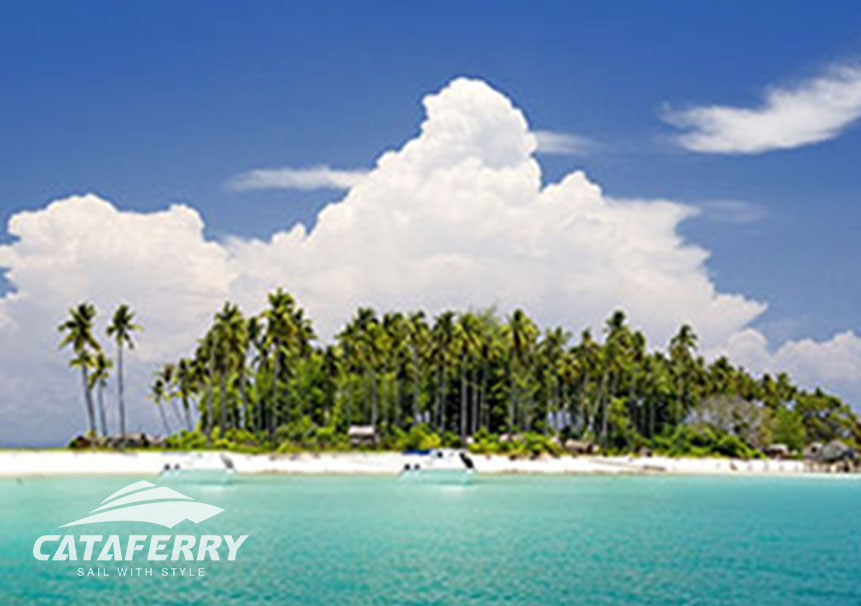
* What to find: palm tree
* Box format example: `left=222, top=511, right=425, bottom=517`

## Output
left=59, top=302, right=101, bottom=437
left=174, top=358, right=197, bottom=431
left=473, top=309, right=500, bottom=432
left=502, top=309, right=538, bottom=432
left=456, top=313, right=482, bottom=442
left=263, top=289, right=314, bottom=437
left=574, top=329, right=600, bottom=436
left=538, top=326, right=570, bottom=434
left=406, top=311, right=431, bottom=424
left=139, top=289, right=861, bottom=456
left=89, top=352, right=113, bottom=436
left=213, top=303, right=248, bottom=433
left=69, top=351, right=96, bottom=436
left=431, top=311, right=457, bottom=433
left=669, top=324, right=699, bottom=423
left=106, top=304, right=141, bottom=438
left=194, top=332, right=218, bottom=439
left=155, top=362, right=186, bottom=430
left=149, top=376, right=171, bottom=436
left=382, top=312, right=409, bottom=427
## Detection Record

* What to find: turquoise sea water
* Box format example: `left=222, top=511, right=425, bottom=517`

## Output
left=2, top=475, right=860, bottom=605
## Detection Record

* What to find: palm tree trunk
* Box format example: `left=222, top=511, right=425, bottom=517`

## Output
left=649, top=398, right=655, bottom=439
left=205, top=382, right=214, bottom=437
left=393, top=371, right=401, bottom=428
left=411, top=348, right=420, bottom=424
left=269, top=345, right=280, bottom=440
left=580, top=371, right=590, bottom=435
left=371, top=371, right=378, bottom=427
left=479, top=360, right=487, bottom=430
left=157, top=404, right=171, bottom=435
left=97, top=383, right=107, bottom=436
left=470, top=366, right=478, bottom=435
left=169, top=398, right=183, bottom=431
left=412, top=373, right=420, bottom=425
left=238, top=368, right=247, bottom=430
left=440, top=366, right=447, bottom=433
left=508, top=361, right=516, bottom=433
left=219, top=372, right=227, bottom=435
left=435, top=364, right=443, bottom=431
left=117, top=344, right=126, bottom=437
left=460, top=355, right=467, bottom=444
left=206, top=351, right=216, bottom=442
left=182, top=394, right=193, bottom=431
left=81, top=366, right=96, bottom=437
left=594, top=371, right=608, bottom=442
left=346, top=372, right=354, bottom=426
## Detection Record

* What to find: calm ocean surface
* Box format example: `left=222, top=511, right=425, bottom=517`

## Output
left=1, top=475, right=860, bottom=605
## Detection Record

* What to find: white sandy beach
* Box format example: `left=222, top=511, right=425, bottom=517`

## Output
left=0, top=450, right=824, bottom=477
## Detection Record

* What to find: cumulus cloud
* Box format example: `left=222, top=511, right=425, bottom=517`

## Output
left=713, top=329, right=861, bottom=399
left=533, top=130, right=596, bottom=155
left=230, top=165, right=368, bottom=191
left=0, top=197, right=235, bottom=445
left=0, top=77, right=856, bottom=444
left=665, top=64, right=861, bottom=154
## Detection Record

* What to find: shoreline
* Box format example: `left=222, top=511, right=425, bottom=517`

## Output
left=0, top=450, right=843, bottom=478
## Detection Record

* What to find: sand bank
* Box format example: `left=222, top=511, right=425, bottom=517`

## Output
left=0, top=450, right=825, bottom=477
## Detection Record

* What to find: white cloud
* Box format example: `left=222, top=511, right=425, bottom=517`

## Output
left=0, top=77, right=856, bottom=445
left=714, top=329, right=861, bottom=399
left=230, top=165, right=368, bottom=191
left=533, top=130, right=596, bottom=155
left=693, top=200, right=766, bottom=225
left=0, top=196, right=235, bottom=445
left=665, top=64, right=861, bottom=154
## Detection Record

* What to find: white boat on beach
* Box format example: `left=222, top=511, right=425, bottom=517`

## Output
left=400, top=448, right=476, bottom=484
left=159, top=452, right=236, bottom=485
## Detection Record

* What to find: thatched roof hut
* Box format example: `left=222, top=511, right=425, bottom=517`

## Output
left=348, top=425, right=378, bottom=447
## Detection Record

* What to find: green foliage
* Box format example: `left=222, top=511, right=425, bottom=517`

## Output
left=606, top=397, right=642, bottom=453
left=314, top=425, right=349, bottom=450
left=520, top=432, right=562, bottom=457
left=468, top=427, right=500, bottom=454
left=274, top=416, right=315, bottom=445
left=165, top=429, right=209, bottom=450
left=391, top=424, right=442, bottom=451
left=65, top=292, right=859, bottom=459
left=467, top=430, right=561, bottom=457
left=652, top=424, right=761, bottom=459
left=773, top=407, right=806, bottom=452
left=441, top=431, right=462, bottom=449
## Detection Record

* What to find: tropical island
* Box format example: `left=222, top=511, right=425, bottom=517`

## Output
left=47, top=288, right=861, bottom=472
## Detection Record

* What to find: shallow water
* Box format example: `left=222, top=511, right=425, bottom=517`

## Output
left=2, top=475, right=860, bottom=605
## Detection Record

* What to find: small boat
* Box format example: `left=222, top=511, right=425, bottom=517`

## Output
left=400, top=448, right=476, bottom=484
left=159, top=453, right=236, bottom=485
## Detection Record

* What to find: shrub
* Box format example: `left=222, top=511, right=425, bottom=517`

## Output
left=468, top=428, right=500, bottom=455
left=396, top=424, right=442, bottom=451
left=165, top=429, right=208, bottom=450
left=652, top=424, right=761, bottom=459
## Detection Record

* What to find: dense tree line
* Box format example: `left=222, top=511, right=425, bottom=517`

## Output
left=59, top=291, right=861, bottom=456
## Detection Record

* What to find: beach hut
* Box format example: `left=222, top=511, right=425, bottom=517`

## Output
left=803, top=442, right=823, bottom=460
left=564, top=439, right=599, bottom=455
left=764, top=443, right=790, bottom=459
left=348, top=425, right=378, bottom=447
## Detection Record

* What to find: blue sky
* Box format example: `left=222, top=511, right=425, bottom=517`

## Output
left=3, top=1, right=861, bottom=444
left=0, top=0, right=860, bottom=342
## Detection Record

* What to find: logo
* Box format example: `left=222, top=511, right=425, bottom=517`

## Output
left=33, top=480, right=249, bottom=578
left=62, top=480, right=224, bottom=528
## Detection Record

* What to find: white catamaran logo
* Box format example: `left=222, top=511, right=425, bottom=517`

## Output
left=62, top=480, right=224, bottom=529
left=33, top=480, right=248, bottom=569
